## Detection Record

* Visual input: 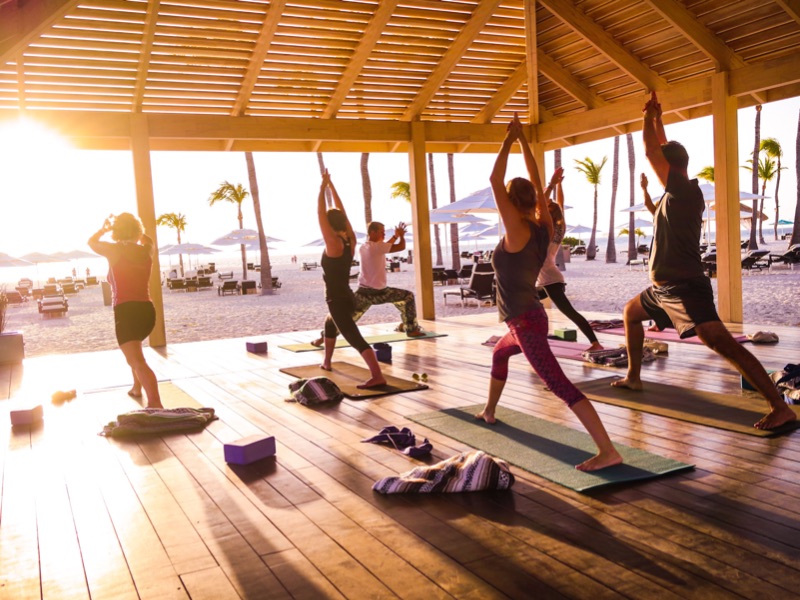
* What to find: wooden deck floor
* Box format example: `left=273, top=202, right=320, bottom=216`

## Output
left=1, top=310, right=799, bottom=600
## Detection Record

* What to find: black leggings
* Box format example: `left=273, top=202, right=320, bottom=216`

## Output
left=326, top=296, right=371, bottom=353
left=539, top=283, right=598, bottom=344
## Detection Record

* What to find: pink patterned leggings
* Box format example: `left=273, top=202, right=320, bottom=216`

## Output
left=491, top=307, right=586, bottom=408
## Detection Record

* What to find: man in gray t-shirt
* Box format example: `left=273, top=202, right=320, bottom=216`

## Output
left=610, top=91, right=795, bottom=432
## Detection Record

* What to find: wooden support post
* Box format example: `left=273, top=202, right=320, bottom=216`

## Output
left=130, top=113, right=166, bottom=346
left=408, top=121, right=435, bottom=320
left=711, top=72, right=743, bottom=322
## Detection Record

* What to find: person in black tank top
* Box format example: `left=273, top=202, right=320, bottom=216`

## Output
left=612, top=91, right=795, bottom=431
left=474, top=114, right=622, bottom=472
left=317, top=170, right=386, bottom=389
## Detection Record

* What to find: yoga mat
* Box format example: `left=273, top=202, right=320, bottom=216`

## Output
left=408, top=405, right=693, bottom=492
left=280, top=362, right=428, bottom=399
left=279, top=330, right=446, bottom=352
left=84, top=382, right=203, bottom=409
left=484, top=335, right=630, bottom=369
left=601, top=327, right=748, bottom=345
left=578, top=377, right=800, bottom=437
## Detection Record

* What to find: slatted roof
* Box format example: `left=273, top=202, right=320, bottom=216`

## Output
left=1, top=0, right=800, bottom=152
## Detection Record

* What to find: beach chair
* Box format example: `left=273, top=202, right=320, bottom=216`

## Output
left=571, top=245, right=587, bottom=256
left=197, top=276, right=213, bottom=290
left=3, top=290, right=26, bottom=306
left=443, top=270, right=495, bottom=307
left=768, top=244, right=800, bottom=270
left=741, top=249, right=769, bottom=274
left=240, top=280, right=257, bottom=294
left=701, top=251, right=717, bottom=277
left=167, top=278, right=186, bottom=291
left=43, top=283, right=62, bottom=296
left=218, top=280, right=240, bottom=296
left=218, top=271, right=235, bottom=280
left=38, top=295, right=68, bottom=317
left=457, top=263, right=473, bottom=283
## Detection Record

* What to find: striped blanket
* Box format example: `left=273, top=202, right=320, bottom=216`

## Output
left=101, top=407, right=217, bottom=437
left=372, top=450, right=515, bottom=494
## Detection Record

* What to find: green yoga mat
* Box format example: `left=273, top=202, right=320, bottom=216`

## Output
left=279, top=330, right=446, bottom=352
left=408, top=405, right=693, bottom=492
left=578, top=377, right=800, bottom=437
left=280, top=361, right=429, bottom=399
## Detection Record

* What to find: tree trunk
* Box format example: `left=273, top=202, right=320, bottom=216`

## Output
left=177, top=229, right=185, bottom=277
left=236, top=204, right=247, bottom=279
left=626, top=133, right=637, bottom=262
left=774, top=155, right=781, bottom=241
left=748, top=105, right=761, bottom=250
left=606, top=136, right=619, bottom=263
left=360, top=153, right=372, bottom=228
left=587, top=186, right=598, bottom=260
left=447, top=153, right=461, bottom=271
left=428, top=154, right=443, bottom=266
left=794, top=109, right=800, bottom=247
left=245, top=151, right=273, bottom=294
left=758, top=180, right=767, bottom=244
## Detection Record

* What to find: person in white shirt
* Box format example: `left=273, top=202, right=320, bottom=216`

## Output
left=312, top=220, right=425, bottom=350
left=537, top=168, right=603, bottom=352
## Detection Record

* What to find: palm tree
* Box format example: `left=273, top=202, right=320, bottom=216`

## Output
left=743, top=155, right=778, bottom=245
left=605, top=136, right=619, bottom=263
left=208, top=181, right=249, bottom=279
left=361, top=153, right=373, bottom=227
left=390, top=181, right=410, bottom=203
left=618, top=227, right=646, bottom=247
left=748, top=105, right=762, bottom=250
left=625, top=133, right=637, bottom=262
left=244, top=152, right=274, bottom=294
left=156, top=212, right=187, bottom=277
left=428, top=154, right=443, bottom=266
left=696, top=166, right=714, bottom=183
left=574, top=156, right=607, bottom=260
left=760, top=137, right=784, bottom=240
left=447, top=153, right=461, bottom=271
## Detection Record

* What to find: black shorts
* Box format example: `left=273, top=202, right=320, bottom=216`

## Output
left=639, top=276, right=720, bottom=338
left=114, top=301, right=156, bottom=345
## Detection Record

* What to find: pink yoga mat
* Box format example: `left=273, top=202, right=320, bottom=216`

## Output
left=600, top=327, right=748, bottom=345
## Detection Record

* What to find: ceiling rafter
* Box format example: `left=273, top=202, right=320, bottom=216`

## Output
left=400, top=0, right=504, bottom=121
left=775, top=0, right=800, bottom=26
left=0, top=0, right=80, bottom=65
left=132, top=0, right=160, bottom=112
left=537, top=0, right=667, bottom=93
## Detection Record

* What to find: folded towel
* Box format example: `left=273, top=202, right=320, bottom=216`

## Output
left=101, top=407, right=217, bottom=437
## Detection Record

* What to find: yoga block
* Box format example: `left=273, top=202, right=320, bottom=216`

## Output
left=224, top=434, right=276, bottom=465
left=374, top=342, right=392, bottom=363
left=554, top=328, right=577, bottom=341
left=742, top=372, right=773, bottom=391
left=10, top=404, right=43, bottom=426
left=246, top=340, right=268, bottom=354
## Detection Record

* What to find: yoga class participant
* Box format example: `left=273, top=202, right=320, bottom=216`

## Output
left=317, top=170, right=386, bottom=388
left=537, top=168, right=604, bottom=351
left=475, top=114, right=622, bottom=472
left=612, top=91, right=795, bottom=431
left=88, top=213, right=162, bottom=408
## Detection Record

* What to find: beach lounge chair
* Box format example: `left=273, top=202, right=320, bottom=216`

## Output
left=43, top=283, right=62, bottom=296
left=571, top=245, right=587, bottom=256
left=443, top=270, right=495, bottom=307
left=457, top=264, right=473, bottom=283
left=167, top=278, right=186, bottom=291
left=741, top=249, right=769, bottom=274
left=702, top=251, right=717, bottom=277
left=768, top=244, right=800, bottom=269
left=38, top=295, right=68, bottom=317
left=61, top=282, right=79, bottom=294
left=271, top=276, right=282, bottom=289
left=240, top=280, right=257, bottom=294
left=3, top=291, right=26, bottom=306
left=218, top=280, right=240, bottom=296
left=218, top=271, right=235, bottom=280
left=197, top=276, right=213, bottom=290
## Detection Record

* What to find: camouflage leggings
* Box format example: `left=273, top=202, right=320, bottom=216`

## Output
left=491, top=307, right=585, bottom=408
left=323, top=286, right=419, bottom=338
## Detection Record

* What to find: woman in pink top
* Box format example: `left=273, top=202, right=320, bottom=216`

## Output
left=88, top=213, right=162, bottom=408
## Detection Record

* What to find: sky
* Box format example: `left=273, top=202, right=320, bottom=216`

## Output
left=1, top=96, right=798, bottom=260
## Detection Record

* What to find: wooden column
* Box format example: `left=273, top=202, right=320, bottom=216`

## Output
left=130, top=113, right=166, bottom=346
left=711, top=72, right=743, bottom=322
left=408, top=121, right=434, bottom=320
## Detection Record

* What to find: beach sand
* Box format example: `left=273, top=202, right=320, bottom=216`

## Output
left=4, top=239, right=799, bottom=358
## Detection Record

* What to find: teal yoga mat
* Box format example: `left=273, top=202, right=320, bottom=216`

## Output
left=279, top=330, right=446, bottom=352
left=408, top=404, right=693, bottom=492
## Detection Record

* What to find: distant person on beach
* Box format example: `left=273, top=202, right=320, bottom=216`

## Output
left=612, top=91, right=796, bottom=431
left=537, top=168, right=604, bottom=351
left=475, top=114, right=622, bottom=471
left=88, top=213, right=162, bottom=409
left=317, top=170, right=386, bottom=388
left=311, top=219, right=425, bottom=348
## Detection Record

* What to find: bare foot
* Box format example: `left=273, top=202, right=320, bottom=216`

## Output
left=127, top=388, right=142, bottom=398
left=474, top=409, right=496, bottom=424
left=647, top=323, right=662, bottom=332
left=754, top=405, right=797, bottom=430
left=357, top=377, right=386, bottom=389
left=576, top=449, right=623, bottom=472
left=146, top=401, right=164, bottom=409
left=587, top=342, right=604, bottom=352
left=320, top=363, right=332, bottom=371
left=611, top=377, right=643, bottom=391
left=310, top=337, right=323, bottom=347
left=406, top=328, right=426, bottom=338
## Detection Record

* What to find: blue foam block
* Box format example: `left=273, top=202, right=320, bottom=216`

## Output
left=224, top=434, right=276, bottom=464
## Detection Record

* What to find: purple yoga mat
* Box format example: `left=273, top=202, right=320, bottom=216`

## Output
left=600, top=327, right=748, bottom=345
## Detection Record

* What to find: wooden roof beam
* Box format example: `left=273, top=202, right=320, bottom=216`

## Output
left=0, top=0, right=80, bottom=65
left=132, top=0, right=160, bottom=113
left=538, top=0, right=667, bottom=93
left=401, top=0, right=503, bottom=121
left=321, top=0, right=399, bottom=119
left=774, top=0, right=800, bottom=26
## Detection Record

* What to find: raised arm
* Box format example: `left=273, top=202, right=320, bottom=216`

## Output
left=489, top=118, right=519, bottom=232
left=87, top=215, right=116, bottom=257
left=642, top=91, right=670, bottom=186
left=640, top=173, right=656, bottom=215
left=388, top=222, right=407, bottom=253
left=327, top=174, right=356, bottom=249
left=516, top=118, right=552, bottom=241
